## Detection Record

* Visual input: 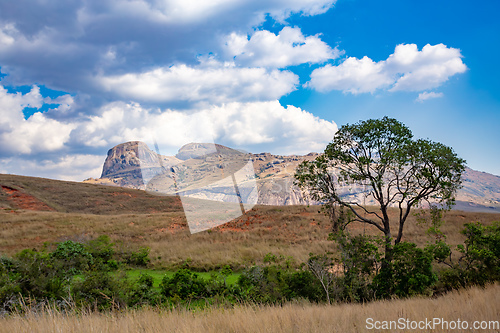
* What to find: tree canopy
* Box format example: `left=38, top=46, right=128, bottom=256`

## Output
left=295, top=117, right=466, bottom=259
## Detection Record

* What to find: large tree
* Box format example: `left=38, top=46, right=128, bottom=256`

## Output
left=295, top=117, right=466, bottom=262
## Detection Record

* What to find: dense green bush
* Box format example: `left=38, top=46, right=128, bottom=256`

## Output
left=0, top=256, right=21, bottom=308
left=237, top=258, right=322, bottom=304
left=84, top=235, right=116, bottom=270
left=459, top=222, right=500, bottom=284
left=332, top=232, right=381, bottom=302
left=128, top=273, right=161, bottom=307
left=373, top=242, right=436, bottom=298
left=52, top=240, right=93, bottom=274
left=1, top=222, right=499, bottom=312
left=124, top=247, right=151, bottom=267
left=13, top=248, right=68, bottom=300
left=71, top=270, right=129, bottom=310
left=435, top=222, right=500, bottom=291
left=160, top=269, right=209, bottom=300
left=0, top=235, right=152, bottom=312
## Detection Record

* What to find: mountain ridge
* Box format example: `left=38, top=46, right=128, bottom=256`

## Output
left=83, top=141, right=500, bottom=213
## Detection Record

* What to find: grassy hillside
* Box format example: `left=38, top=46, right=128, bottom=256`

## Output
left=0, top=173, right=182, bottom=214
left=1, top=173, right=500, bottom=270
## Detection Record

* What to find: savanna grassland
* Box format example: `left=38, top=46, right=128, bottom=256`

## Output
left=1, top=173, right=500, bottom=332
left=2, top=199, right=500, bottom=270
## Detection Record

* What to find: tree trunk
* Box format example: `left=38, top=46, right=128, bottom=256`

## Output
left=382, top=232, right=393, bottom=269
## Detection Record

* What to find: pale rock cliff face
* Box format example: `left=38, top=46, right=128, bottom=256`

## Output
left=101, top=141, right=144, bottom=178
left=85, top=141, right=180, bottom=189
left=84, top=141, right=500, bottom=212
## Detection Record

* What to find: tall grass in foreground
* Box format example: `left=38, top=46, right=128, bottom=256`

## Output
left=1, top=284, right=498, bottom=333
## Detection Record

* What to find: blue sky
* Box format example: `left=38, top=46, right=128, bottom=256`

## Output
left=0, top=0, right=498, bottom=180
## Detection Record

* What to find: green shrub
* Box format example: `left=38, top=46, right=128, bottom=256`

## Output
left=71, top=270, right=129, bottom=310
left=435, top=222, right=500, bottom=291
left=51, top=240, right=93, bottom=274
left=128, top=273, right=161, bottom=307
left=84, top=235, right=115, bottom=270
left=0, top=256, right=21, bottom=308
left=160, top=269, right=208, bottom=300
left=331, top=231, right=381, bottom=302
left=459, top=222, right=500, bottom=284
left=238, top=260, right=320, bottom=304
left=373, top=242, right=436, bottom=298
left=13, top=248, right=69, bottom=300
left=285, top=269, right=322, bottom=302
left=124, top=247, right=151, bottom=267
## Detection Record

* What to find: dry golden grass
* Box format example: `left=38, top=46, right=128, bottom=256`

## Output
left=1, top=172, right=500, bottom=269
left=1, top=284, right=498, bottom=332
left=1, top=205, right=499, bottom=270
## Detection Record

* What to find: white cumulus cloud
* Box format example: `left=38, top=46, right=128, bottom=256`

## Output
left=0, top=84, right=338, bottom=179
left=416, top=91, right=444, bottom=102
left=225, top=27, right=342, bottom=68
left=307, top=56, right=393, bottom=94
left=308, top=43, right=467, bottom=94
left=76, top=100, right=337, bottom=156
left=97, top=59, right=299, bottom=104
left=0, top=86, right=75, bottom=155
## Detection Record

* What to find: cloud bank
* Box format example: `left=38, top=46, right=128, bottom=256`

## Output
left=308, top=43, right=467, bottom=94
left=225, top=27, right=342, bottom=68
left=0, top=86, right=337, bottom=180
left=0, top=1, right=470, bottom=181
left=98, top=59, right=299, bottom=104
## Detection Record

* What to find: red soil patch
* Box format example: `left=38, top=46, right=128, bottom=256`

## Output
left=156, top=222, right=188, bottom=234
left=215, top=214, right=266, bottom=232
left=1, top=185, right=55, bottom=211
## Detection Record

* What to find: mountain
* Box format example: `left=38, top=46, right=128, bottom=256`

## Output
left=84, top=141, right=500, bottom=213
left=85, top=141, right=317, bottom=205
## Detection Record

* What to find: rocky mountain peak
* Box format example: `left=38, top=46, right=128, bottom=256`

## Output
left=175, top=143, right=244, bottom=160
left=102, top=141, right=143, bottom=178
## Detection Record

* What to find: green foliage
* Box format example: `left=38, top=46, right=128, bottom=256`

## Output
left=2, top=221, right=498, bottom=311
left=124, top=247, right=151, bottom=267
left=425, top=240, right=452, bottom=263
left=84, top=235, right=116, bottom=270
left=437, top=222, right=500, bottom=291
left=128, top=273, right=161, bottom=307
left=160, top=269, right=208, bottom=300
left=0, top=235, right=155, bottom=312
left=0, top=256, right=21, bottom=307
left=13, top=248, right=68, bottom=300
left=71, top=270, right=129, bottom=310
left=263, top=253, right=278, bottom=264
left=460, top=222, right=500, bottom=282
left=295, top=116, right=466, bottom=258
left=373, top=242, right=436, bottom=298
left=333, top=232, right=381, bottom=280
left=237, top=258, right=321, bottom=304
left=306, top=254, right=335, bottom=303
left=331, top=231, right=381, bottom=302
left=51, top=240, right=93, bottom=274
